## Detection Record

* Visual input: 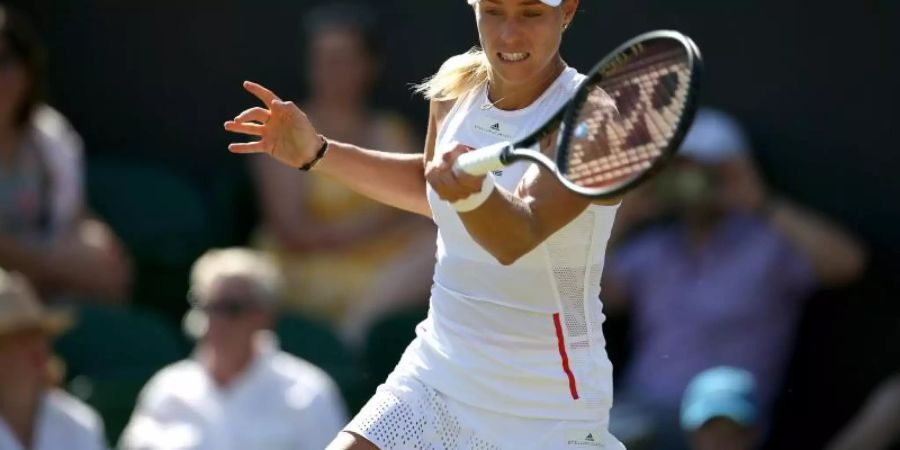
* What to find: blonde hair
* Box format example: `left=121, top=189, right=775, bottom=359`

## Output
left=414, top=47, right=492, bottom=101
left=189, top=248, right=282, bottom=306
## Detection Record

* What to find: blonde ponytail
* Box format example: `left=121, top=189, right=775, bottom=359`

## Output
left=414, top=48, right=492, bottom=101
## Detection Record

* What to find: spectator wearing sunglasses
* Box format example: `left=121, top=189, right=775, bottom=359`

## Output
left=119, top=248, right=347, bottom=450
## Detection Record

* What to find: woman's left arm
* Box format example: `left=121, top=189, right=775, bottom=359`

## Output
left=427, top=145, right=617, bottom=265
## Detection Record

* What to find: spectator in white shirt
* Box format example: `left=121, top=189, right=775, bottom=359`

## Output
left=0, top=268, right=107, bottom=450
left=119, top=248, right=347, bottom=450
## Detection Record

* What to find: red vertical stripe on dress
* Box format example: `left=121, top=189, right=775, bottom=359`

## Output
left=553, top=313, right=579, bottom=400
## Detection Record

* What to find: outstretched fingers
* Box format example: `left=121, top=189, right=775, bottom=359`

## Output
left=228, top=141, right=267, bottom=154
left=224, top=121, right=264, bottom=136
left=243, top=81, right=281, bottom=106
left=234, top=107, right=269, bottom=124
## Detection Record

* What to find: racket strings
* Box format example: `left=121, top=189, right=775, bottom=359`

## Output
left=566, top=50, right=693, bottom=188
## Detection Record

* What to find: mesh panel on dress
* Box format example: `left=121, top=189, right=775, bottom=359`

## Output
left=348, top=379, right=502, bottom=450
left=351, top=388, right=427, bottom=449
left=425, top=384, right=462, bottom=449
left=546, top=210, right=600, bottom=405
left=424, top=384, right=502, bottom=450
left=546, top=210, right=596, bottom=345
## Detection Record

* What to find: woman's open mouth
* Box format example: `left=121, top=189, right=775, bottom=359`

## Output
left=498, top=52, right=530, bottom=63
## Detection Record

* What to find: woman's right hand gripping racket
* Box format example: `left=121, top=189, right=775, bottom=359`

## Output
left=453, top=30, right=703, bottom=200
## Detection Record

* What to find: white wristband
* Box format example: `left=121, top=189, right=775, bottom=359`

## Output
left=451, top=173, right=496, bottom=213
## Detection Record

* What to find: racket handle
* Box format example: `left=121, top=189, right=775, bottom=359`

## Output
left=452, top=141, right=510, bottom=176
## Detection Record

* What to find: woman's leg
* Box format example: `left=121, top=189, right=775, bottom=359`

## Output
left=325, top=431, right=381, bottom=450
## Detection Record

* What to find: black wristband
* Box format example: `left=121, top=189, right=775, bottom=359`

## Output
left=299, top=135, right=329, bottom=171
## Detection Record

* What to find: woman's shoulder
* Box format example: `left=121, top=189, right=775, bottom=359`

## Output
left=430, top=99, right=456, bottom=126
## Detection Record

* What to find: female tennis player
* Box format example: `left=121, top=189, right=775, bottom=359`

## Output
left=225, top=0, right=626, bottom=448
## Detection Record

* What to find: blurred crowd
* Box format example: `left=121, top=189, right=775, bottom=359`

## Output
left=0, top=2, right=896, bottom=450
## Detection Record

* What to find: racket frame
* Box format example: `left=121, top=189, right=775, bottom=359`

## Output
left=554, top=29, right=703, bottom=199
left=456, top=30, right=703, bottom=200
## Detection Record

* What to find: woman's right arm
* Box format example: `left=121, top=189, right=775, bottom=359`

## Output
left=312, top=140, right=430, bottom=217
left=226, top=81, right=435, bottom=217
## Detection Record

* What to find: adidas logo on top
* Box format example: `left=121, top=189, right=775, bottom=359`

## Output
left=473, top=116, right=518, bottom=139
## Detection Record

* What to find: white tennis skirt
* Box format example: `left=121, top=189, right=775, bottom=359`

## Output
left=344, top=372, right=626, bottom=450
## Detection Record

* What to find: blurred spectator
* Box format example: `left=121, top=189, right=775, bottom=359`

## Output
left=680, top=367, right=759, bottom=450
left=0, top=268, right=107, bottom=450
left=0, top=4, right=130, bottom=302
left=251, top=2, right=435, bottom=344
left=605, top=108, right=867, bottom=449
left=826, top=373, right=900, bottom=450
left=119, top=248, right=346, bottom=450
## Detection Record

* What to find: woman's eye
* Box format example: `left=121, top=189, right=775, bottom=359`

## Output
left=523, top=10, right=543, bottom=18
left=484, top=9, right=503, bottom=16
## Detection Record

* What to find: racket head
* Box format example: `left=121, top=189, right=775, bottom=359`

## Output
left=554, top=30, right=703, bottom=199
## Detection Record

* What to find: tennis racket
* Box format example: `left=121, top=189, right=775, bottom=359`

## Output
left=452, top=29, right=703, bottom=199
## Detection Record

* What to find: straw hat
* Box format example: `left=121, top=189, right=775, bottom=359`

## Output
left=0, top=270, right=72, bottom=337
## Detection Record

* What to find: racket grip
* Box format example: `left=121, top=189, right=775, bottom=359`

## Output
left=452, top=141, right=510, bottom=176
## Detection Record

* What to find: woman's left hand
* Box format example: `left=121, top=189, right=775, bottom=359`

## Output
left=224, top=81, right=323, bottom=169
left=425, top=142, right=486, bottom=203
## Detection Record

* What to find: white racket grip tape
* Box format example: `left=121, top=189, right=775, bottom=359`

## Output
left=452, top=141, right=510, bottom=176
left=451, top=172, right=497, bottom=213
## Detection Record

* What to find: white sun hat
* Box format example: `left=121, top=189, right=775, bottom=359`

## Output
left=467, top=0, right=562, bottom=5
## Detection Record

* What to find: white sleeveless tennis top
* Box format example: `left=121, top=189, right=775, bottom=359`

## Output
left=394, top=66, right=619, bottom=421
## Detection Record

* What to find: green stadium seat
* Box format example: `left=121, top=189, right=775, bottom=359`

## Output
left=86, top=158, right=210, bottom=266
left=206, top=160, right=259, bottom=248
left=54, top=305, right=187, bottom=445
left=55, top=305, right=187, bottom=379
left=85, top=158, right=211, bottom=322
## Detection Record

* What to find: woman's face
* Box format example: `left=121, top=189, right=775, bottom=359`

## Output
left=308, top=27, right=375, bottom=105
left=474, top=0, right=574, bottom=87
left=0, top=38, right=27, bottom=127
left=200, top=276, right=270, bottom=352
